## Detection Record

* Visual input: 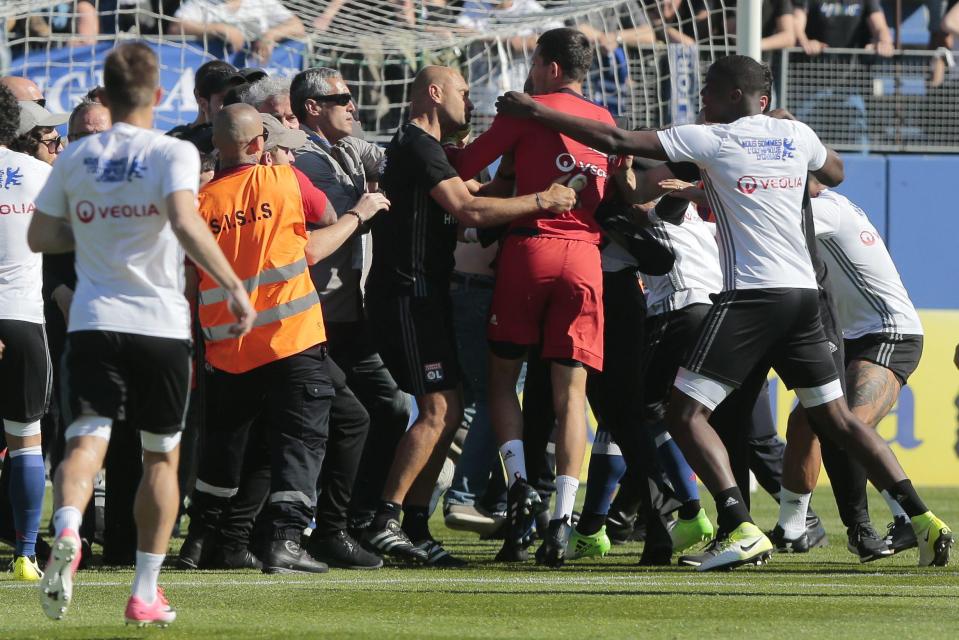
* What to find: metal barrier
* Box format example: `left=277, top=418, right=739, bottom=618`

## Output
left=778, top=47, right=959, bottom=153
left=617, top=45, right=959, bottom=153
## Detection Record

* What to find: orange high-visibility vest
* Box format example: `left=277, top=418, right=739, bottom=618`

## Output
left=196, top=164, right=326, bottom=374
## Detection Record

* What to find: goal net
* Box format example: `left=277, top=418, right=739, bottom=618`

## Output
left=1, top=1, right=735, bottom=136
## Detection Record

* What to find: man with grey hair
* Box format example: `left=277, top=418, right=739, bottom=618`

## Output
left=242, top=76, right=299, bottom=130
left=290, top=66, right=411, bottom=570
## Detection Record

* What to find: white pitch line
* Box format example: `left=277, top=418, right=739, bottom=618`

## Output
left=3, top=574, right=959, bottom=591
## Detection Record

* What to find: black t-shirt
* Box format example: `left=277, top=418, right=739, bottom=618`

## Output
left=803, top=0, right=881, bottom=48
left=370, top=123, right=460, bottom=296
left=762, top=0, right=793, bottom=37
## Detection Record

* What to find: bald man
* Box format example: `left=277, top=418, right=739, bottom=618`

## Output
left=67, top=101, right=110, bottom=143
left=0, top=77, right=44, bottom=103
left=361, top=65, right=576, bottom=566
left=185, top=104, right=389, bottom=574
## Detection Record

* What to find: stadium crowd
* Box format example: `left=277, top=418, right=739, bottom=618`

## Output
left=0, top=18, right=955, bottom=628
left=4, top=0, right=959, bottom=58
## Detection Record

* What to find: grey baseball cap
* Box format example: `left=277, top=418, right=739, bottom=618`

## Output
left=17, top=101, right=69, bottom=136
left=260, top=113, right=307, bottom=151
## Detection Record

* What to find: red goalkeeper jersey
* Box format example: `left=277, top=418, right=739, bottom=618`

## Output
left=455, top=90, right=616, bottom=244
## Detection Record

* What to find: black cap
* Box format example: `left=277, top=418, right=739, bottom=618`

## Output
left=238, top=68, right=268, bottom=83
left=173, top=122, right=214, bottom=155
left=197, top=69, right=245, bottom=100
left=222, top=83, right=252, bottom=107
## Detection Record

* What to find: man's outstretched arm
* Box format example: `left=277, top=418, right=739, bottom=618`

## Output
left=495, top=91, right=667, bottom=160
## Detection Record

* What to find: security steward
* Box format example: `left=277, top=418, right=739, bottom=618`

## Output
left=185, top=104, right=387, bottom=574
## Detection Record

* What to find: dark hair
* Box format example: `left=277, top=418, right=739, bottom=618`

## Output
left=196, top=61, right=240, bottom=100
left=707, top=55, right=768, bottom=96
left=85, top=86, right=103, bottom=103
left=103, top=42, right=159, bottom=111
left=222, top=83, right=252, bottom=107
left=199, top=150, right=217, bottom=174
left=196, top=60, right=236, bottom=88
left=536, top=28, right=593, bottom=83
left=0, top=84, right=19, bottom=147
left=760, top=61, right=773, bottom=111
left=9, top=127, right=48, bottom=157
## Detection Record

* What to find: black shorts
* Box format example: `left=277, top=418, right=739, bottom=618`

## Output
left=366, top=290, right=461, bottom=396
left=65, top=330, right=192, bottom=434
left=685, top=288, right=839, bottom=391
left=817, top=278, right=847, bottom=395
left=643, top=303, right=711, bottom=424
left=844, top=333, right=923, bottom=386
left=0, top=319, right=52, bottom=423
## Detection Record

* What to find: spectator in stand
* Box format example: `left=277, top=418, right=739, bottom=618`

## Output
left=647, top=0, right=713, bottom=44
left=943, top=1, right=959, bottom=41
left=9, top=2, right=98, bottom=48
left=167, top=60, right=244, bottom=137
left=9, top=101, right=67, bottom=165
left=896, top=1, right=952, bottom=49
left=242, top=76, right=299, bottom=130
left=312, top=1, right=414, bottom=33
left=726, top=0, right=797, bottom=51
left=457, top=1, right=563, bottom=115
left=169, top=0, right=306, bottom=64
left=795, top=0, right=894, bottom=56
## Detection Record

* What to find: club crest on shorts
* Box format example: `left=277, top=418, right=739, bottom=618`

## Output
left=424, top=362, right=444, bottom=382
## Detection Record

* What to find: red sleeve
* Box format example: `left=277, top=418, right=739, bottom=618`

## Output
left=455, top=114, right=525, bottom=180
left=292, top=166, right=329, bottom=224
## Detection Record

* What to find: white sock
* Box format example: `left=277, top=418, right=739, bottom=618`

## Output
left=499, top=440, right=527, bottom=487
left=132, top=551, right=165, bottom=604
left=53, top=506, right=83, bottom=537
left=553, top=475, right=579, bottom=522
left=881, top=489, right=909, bottom=520
left=777, top=489, right=811, bottom=539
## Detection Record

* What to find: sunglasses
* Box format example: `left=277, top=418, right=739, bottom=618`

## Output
left=34, top=98, right=46, bottom=108
left=312, top=93, right=352, bottom=107
left=39, top=135, right=62, bottom=152
left=243, top=129, right=269, bottom=148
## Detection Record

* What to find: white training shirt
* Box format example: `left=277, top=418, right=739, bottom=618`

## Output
left=642, top=204, right=722, bottom=317
left=175, top=0, right=296, bottom=41
left=811, top=189, right=923, bottom=339
left=657, top=114, right=828, bottom=291
left=0, top=147, right=51, bottom=324
left=34, top=123, right=200, bottom=340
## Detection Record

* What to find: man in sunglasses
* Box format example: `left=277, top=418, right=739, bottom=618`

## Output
left=289, top=67, right=415, bottom=569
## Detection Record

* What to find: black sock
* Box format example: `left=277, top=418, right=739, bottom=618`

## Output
left=889, top=480, right=928, bottom=518
left=401, top=505, right=431, bottom=542
left=372, top=501, right=402, bottom=531
left=714, top=487, right=752, bottom=534
left=678, top=499, right=702, bottom=521
left=576, top=511, right=606, bottom=536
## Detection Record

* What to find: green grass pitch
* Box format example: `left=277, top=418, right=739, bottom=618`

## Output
left=2, top=486, right=958, bottom=639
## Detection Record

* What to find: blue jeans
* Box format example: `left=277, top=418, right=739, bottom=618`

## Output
left=444, top=272, right=500, bottom=508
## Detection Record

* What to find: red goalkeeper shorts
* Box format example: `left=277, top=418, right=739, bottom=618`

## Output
left=488, top=234, right=604, bottom=371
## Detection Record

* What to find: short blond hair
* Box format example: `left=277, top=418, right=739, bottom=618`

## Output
left=103, top=42, right=159, bottom=111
